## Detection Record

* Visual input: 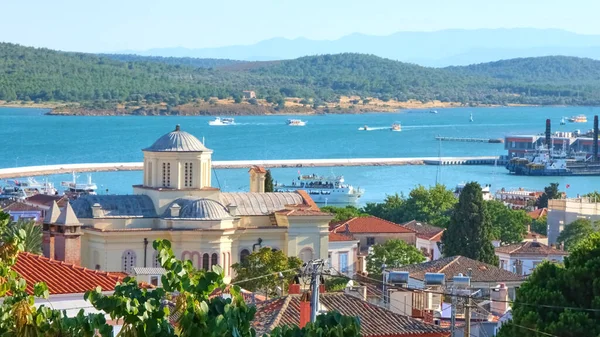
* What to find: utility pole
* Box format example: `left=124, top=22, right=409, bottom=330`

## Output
left=309, top=259, right=324, bottom=323
left=464, top=296, right=471, bottom=337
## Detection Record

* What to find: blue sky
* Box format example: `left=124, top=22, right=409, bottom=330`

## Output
left=0, top=0, right=597, bottom=52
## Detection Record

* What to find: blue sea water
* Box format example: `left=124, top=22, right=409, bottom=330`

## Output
left=1, top=106, right=600, bottom=203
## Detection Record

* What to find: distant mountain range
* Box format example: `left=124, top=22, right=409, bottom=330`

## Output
left=117, top=28, right=600, bottom=67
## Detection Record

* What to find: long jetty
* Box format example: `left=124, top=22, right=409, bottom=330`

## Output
left=0, top=156, right=501, bottom=179
left=435, top=136, right=504, bottom=143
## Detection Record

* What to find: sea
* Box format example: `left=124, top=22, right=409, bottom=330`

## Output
left=2, top=106, right=600, bottom=204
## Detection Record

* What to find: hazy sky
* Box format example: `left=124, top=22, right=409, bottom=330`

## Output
left=1, top=0, right=597, bottom=52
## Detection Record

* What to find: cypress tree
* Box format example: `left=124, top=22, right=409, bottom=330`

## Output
left=441, top=182, right=498, bottom=265
left=264, top=170, right=274, bottom=192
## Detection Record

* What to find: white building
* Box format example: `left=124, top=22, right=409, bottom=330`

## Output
left=401, top=220, right=444, bottom=261
left=547, top=197, right=600, bottom=244
left=328, top=232, right=359, bottom=276
left=495, top=240, right=568, bottom=276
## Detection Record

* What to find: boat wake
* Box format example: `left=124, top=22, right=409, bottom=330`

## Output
left=358, top=126, right=391, bottom=131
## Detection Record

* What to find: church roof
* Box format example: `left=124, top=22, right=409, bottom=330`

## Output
left=71, top=195, right=157, bottom=218
left=143, top=125, right=211, bottom=152
left=219, top=192, right=305, bottom=216
left=163, top=197, right=233, bottom=220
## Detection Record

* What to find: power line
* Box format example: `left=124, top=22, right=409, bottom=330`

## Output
left=229, top=268, right=299, bottom=286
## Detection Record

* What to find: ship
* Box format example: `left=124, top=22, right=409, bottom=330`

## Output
left=391, top=123, right=401, bottom=132
left=568, top=115, right=587, bottom=123
left=0, top=178, right=58, bottom=200
left=287, top=119, right=306, bottom=126
left=274, top=174, right=364, bottom=204
left=359, top=125, right=370, bottom=131
left=61, top=172, right=98, bottom=196
left=208, top=117, right=235, bottom=126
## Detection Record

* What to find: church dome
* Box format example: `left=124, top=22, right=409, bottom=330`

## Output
left=143, top=125, right=210, bottom=152
left=164, top=198, right=232, bottom=220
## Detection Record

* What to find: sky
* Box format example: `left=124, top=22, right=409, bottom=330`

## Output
left=1, top=0, right=598, bottom=53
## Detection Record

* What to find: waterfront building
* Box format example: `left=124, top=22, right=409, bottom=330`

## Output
left=495, top=239, right=567, bottom=276
left=505, top=133, right=600, bottom=159
left=495, top=188, right=542, bottom=210
left=42, top=125, right=332, bottom=279
left=547, top=197, right=600, bottom=244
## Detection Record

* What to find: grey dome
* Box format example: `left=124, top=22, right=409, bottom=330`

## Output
left=164, top=197, right=232, bottom=220
left=144, top=125, right=210, bottom=152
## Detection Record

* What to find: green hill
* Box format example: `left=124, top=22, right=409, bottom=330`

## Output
left=102, top=54, right=243, bottom=69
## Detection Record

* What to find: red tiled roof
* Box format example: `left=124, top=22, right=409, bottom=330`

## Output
left=524, top=231, right=546, bottom=240
left=401, top=220, right=445, bottom=241
left=276, top=208, right=332, bottom=217
left=13, top=252, right=123, bottom=295
left=253, top=293, right=449, bottom=337
left=329, top=232, right=357, bottom=242
left=295, top=190, right=320, bottom=210
left=248, top=166, right=267, bottom=174
left=2, top=202, right=43, bottom=212
left=495, top=241, right=568, bottom=256
left=333, top=216, right=416, bottom=234
left=527, top=208, right=547, bottom=220
left=25, top=194, right=67, bottom=207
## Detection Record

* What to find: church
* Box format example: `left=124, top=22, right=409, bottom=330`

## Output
left=42, top=125, right=332, bottom=280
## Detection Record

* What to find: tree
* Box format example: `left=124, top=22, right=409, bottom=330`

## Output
left=7, top=219, right=43, bottom=254
left=556, top=218, right=599, bottom=250
left=366, top=239, right=425, bottom=275
left=231, top=247, right=302, bottom=297
left=233, top=95, right=243, bottom=103
left=583, top=190, right=600, bottom=202
left=248, top=98, right=258, bottom=105
left=320, top=205, right=366, bottom=222
left=362, top=193, right=405, bottom=223
left=441, top=182, right=498, bottom=265
left=264, top=170, right=274, bottom=192
left=486, top=200, right=529, bottom=244
left=535, top=182, right=561, bottom=208
left=497, top=232, right=600, bottom=337
left=401, top=184, right=457, bottom=227
left=530, top=214, right=548, bottom=236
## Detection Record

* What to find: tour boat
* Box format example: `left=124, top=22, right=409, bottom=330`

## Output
left=61, top=172, right=98, bottom=196
left=287, top=119, right=306, bottom=126
left=391, top=123, right=401, bottom=132
left=0, top=178, right=58, bottom=200
left=274, top=174, right=364, bottom=204
left=568, top=115, right=587, bottom=123
left=208, top=117, right=235, bottom=126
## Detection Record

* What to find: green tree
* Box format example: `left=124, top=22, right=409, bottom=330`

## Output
left=401, top=184, right=457, bottom=227
left=583, top=191, right=600, bottom=201
left=530, top=214, right=548, bottom=236
left=366, top=239, right=425, bottom=276
left=233, top=95, right=243, bottom=103
left=497, top=232, right=600, bottom=337
left=535, top=182, right=561, bottom=208
left=362, top=193, right=405, bottom=223
left=7, top=219, right=43, bottom=254
left=264, top=170, right=274, bottom=192
left=441, top=182, right=498, bottom=265
left=486, top=200, right=529, bottom=244
left=231, top=247, right=302, bottom=297
left=556, top=218, right=599, bottom=250
left=320, top=205, right=366, bottom=222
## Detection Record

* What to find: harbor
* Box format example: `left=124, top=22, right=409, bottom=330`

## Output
left=435, top=136, right=504, bottom=143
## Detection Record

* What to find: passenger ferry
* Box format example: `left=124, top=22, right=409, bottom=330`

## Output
left=208, top=117, right=235, bottom=126
left=0, top=178, right=58, bottom=200
left=568, top=115, right=587, bottom=123
left=61, top=173, right=98, bottom=196
left=391, top=123, right=401, bottom=131
left=274, top=174, right=364, bottom=204
left=287, top=119, right=306, bottom=126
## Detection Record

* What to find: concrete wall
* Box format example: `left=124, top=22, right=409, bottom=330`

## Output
left=415, top=237, right=441, bottom=261
left=496, top=253, right=566, bottom=276
left=548, top=198, right=600, bottom=244
left=354, top=232, right=416, bottom=251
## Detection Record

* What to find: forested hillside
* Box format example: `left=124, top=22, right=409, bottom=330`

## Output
left=2, top=42, right=600, bottom=109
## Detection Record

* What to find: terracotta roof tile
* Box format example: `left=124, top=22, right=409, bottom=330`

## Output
left=276, top=208, right=332, bottom=217
left=25, top=194, right=67, bottom=207
left=527, top=208, right=547, bottom=220
left=329, top=232, right=357, bottom=242
left=334, top=216, right=416, bottom=234
left=393, top=256, right=525, bottom=283
left=253, top=292, right=449, bottom=337
left=295, top=190, right=320, bottom=210
left=13, top=252, right=123, bottom=295
left=401, top=220, right=445, bottom=241
left=495, top=241, right=568, bottom=256
left=2, top=202, right=43, bottom=212
left=248, top=166, right=267, bottom=174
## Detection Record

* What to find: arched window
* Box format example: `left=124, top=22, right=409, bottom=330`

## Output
left=203, top=253, right=210, bottom=271
left=211, top=253, right=218, bottom=267
left=152, top=251, right=160, bottom=268
left=240, top=249, right=250, bottom=263
left=299, top=247, right=314, bottom=263
left=121, top=250, right=137, bottom=274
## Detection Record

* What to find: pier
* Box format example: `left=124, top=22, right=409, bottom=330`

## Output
left=0, top=156, right=502, bottom=179
left=435, top=136, right=504, bottom=143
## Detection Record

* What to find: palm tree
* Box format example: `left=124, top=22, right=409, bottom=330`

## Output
left=7, top=220, right=43, bottom=255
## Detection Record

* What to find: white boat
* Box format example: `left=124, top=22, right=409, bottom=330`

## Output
left=358, top=125, right=370, bottom=131
left=0, top=178, right=58, bottom=200
left=469, top=113, right=474, bottom=122
left=208, top=117, right=235, bottom=126
left=275, top=174, right=364, bottom=204
left=61, top=172, right=97, bottom=196
left=560, top=117, right=566, bottom=125
left=430, top=110, right=438, bottom=114
left=391, top=123, right=401, bottom=132
left=287, top=119, right=306, bottom=126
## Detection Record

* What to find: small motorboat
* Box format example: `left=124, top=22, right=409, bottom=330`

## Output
left=287, top=119, right=306, bottom=126
left=391, top=123, right=401, bottom=131
left=430, top=110, right=438, bottom=114
left=358, top=125, right=370, bottom=131
left=209, top=117, right=235, bottom=126
left=469, top=113, right=474, bottom=122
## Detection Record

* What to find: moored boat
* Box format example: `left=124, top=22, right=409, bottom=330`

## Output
left=0, top=178, right=58, bottom=200
left=274, top=174, right=364, bottom=204
left=209, top=117, right=235, bottom=126
left=568, top=115, right=587, bottom=123
left=61, top=172, right=98, bottom=196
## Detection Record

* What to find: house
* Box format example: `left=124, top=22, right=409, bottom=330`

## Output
left=495, top=240, right=568, bottom=276
left=547, top=197, right=600, bottom=244
left=401, top=220, right=444, bottom=261
left=242, top=90, right=256, bottom=99
left=390, top=256, right=525, bottom=300
left=132, top=267, right=166, bottom=287
left=527, top=208, right=547, bottom=221
left=49, top=125, right=332, bottom=282
left=330, top=216, right=417, bottom=254
left=495, top=188, right=543, bottom=210
left=252, top=290, right=450, bottom=337
left=2, top=201, right=44, bottom=222
left=328, top=232, right=359, bottom=276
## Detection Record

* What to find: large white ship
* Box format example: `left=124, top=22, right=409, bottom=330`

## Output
left=0, top=177, right=58, bottom=200
left=274, top=174, right=364, bottom=204
left=61, top=172, right=98, bottom=196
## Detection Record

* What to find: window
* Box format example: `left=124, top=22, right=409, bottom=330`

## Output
left=211, top=253, right=218, bottom=267
left=152, top=251, right=160, bottom=268
left=184, top=162, right=193, bottom=187
left=366, top=237, right=375, bottom=246
left=203, top=253, right=210, bottom=271
left=240, top=249, right=250, bottom=263
left=150, top=276, right=159, bottom=287
left=339, top=252, right=349, bottom=273
left=162, top=162, right=171, bottom=187
left=121, top=250, right=137, bottom=274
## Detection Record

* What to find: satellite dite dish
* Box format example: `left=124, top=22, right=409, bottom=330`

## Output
left=424, top=273, right=445, bottom=286
left=453, top=273, right=471, bottom=289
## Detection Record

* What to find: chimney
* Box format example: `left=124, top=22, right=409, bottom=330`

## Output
left=299, top=292, right=311, bottom=328
left=545, top=118, right=552, bottom=151
left=54, top=204, right=83, bottom=266
left=169, top=203, right=181, bottom=217
left=227, top=204, right=238, bottom=216
left=490, top=283, right=509, bottom=316
left=288, top=283, right=301, bottom=295
left=594, top=115, right=599, bottom=162
left=248, top=166, right=267, bottom=193
left=91, top=203, right=102, bottom=218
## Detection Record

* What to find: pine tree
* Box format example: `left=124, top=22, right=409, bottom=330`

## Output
left=264, top=169, right=274, bottom=192
left=441, top=182, right=498, bottom=265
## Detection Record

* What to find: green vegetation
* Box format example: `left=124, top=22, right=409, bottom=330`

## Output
left=7, top=219, right=42, bottom=254
left=486, top=200, right=529, bottom=244
left=320, top=205, right=367, bottom=222
left=264, top=170, right=274, bottom=192
left=366, top=239, right=426, bottom=276
left=557, top=218, right=600, bottom=250
left=4, top=43, right=600, bottom=109
left=531, top=214, right=548, bottom=236
left=497, top=232, right=600, bottom=337
left=442, top=182, right=498, bottom=265
left=324, top=277, right=350, bottom=292
left=535, top=182, right=562, bottom=208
